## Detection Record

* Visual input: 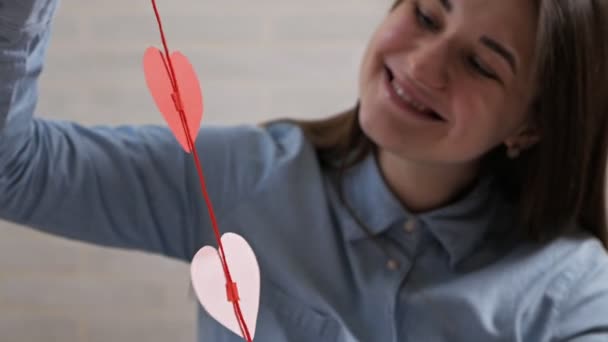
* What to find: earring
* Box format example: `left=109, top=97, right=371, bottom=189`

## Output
left=507, top=145, right=521, bottom=159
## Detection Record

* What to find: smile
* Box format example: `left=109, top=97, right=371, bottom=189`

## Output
left=384, top=65, right=445, bottom=122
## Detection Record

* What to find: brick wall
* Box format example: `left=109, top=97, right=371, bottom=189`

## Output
left=0, top=0, right=388, bottom=341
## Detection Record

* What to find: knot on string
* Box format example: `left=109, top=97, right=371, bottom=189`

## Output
left=226, top=281, right=240, bottom=302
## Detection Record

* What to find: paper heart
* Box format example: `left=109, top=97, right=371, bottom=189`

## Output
left=143, top=47, right=203, bottom=153
left=191, top=233, right=260, bottom=339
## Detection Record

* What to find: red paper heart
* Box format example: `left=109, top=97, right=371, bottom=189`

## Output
left=143, top=47, right=203, bottom=153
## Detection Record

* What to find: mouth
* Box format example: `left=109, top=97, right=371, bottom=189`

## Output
left=383, top=65, right=446, bottom=122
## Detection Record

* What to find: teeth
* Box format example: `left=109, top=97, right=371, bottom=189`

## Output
left=391, top=81, right=429, bottom=112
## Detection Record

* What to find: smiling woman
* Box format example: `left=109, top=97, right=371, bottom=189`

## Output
left=273, top=0, right=608, bottom=337
left=1, top=0, right=608, bottom=341
left=285, top=0, right=608, bottom=247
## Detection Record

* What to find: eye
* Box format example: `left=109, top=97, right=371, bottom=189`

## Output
left=468, top=56, right=500, bottom=81
left=415, top=4, right=440, bottom=31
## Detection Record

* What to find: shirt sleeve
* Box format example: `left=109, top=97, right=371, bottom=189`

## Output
left=554, top=247, right=608, bottom=341
left=0, top=0, right=286, bottom=261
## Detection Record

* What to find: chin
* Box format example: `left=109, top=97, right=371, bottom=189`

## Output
left=359, top=102, right=417, bottom=159
left=359, top=100, right=475, bottom=165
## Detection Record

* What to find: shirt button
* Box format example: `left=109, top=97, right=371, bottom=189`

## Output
left=386, top=259, right=400, bottom=271
left=404, top=218, right=417, bottom=233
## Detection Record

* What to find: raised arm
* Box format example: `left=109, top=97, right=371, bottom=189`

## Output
left=0, top=0, right=281, bottom=261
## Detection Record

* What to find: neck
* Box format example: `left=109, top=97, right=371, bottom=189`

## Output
left=376, top=148, right=481, bottom=213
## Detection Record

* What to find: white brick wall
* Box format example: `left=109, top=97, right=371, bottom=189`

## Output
left=0, top=0, right=389, bottom=341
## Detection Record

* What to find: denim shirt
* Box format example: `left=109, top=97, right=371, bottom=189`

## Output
left=2, top=1, right=608, bottom=341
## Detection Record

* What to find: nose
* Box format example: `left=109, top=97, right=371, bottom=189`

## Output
left=403, top=40, right=450, bottom=90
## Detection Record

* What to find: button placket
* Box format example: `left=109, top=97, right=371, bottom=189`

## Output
left=402, top=218, right=428, bottom=258
left=382, top=220, right=422, bottom=273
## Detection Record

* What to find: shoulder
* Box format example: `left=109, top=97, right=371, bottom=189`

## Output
left=197, top=120, right=312, bottom=157
left=545, top=231, right=608, bottom=339
left=544, top=231, right=608, bottom=289
left=552, top=230, right=608, bottom=272
left=194, top=120, right=320, bottom=193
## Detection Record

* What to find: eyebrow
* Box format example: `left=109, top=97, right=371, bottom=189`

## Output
left=480, top=36, right=518, bottom=75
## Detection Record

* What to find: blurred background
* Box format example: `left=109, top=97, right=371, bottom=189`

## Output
left=0, top=0, right=388, bottom=341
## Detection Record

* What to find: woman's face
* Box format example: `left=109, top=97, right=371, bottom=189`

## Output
left=359, top=0, right=539, bottom=165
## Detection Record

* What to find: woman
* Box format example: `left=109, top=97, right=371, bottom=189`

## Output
left=1, top=0, right=607, bottom=341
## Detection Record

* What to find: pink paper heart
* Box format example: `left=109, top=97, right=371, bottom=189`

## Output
left=190, top=233, right=260, bottom=339
left=143, top=47, right=203, bottom=153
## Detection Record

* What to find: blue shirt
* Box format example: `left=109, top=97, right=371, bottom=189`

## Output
left=2, top=2, right=608, bottom=341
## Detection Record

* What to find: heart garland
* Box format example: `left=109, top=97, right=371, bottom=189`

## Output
left=142, top=1, right=258, bottom=340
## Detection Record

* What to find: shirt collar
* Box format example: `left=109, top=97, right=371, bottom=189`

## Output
left=339, top=150, right=407, bottom=241
left=338, top=150, right=513, bottom=267
left=420, top=174, right=514, bottom=267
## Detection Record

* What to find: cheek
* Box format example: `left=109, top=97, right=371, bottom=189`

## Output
left=374, top=12, right=418, bottom=55
left=359, top=11, right=418, bottom=93
left=449, top=88, right=522, bottom=156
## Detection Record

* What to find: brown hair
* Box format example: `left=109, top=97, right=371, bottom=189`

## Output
left=271, top=0, right=608, bottom=249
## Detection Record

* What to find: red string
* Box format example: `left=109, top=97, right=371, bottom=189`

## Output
left=149, top=1, right=253, bottom=341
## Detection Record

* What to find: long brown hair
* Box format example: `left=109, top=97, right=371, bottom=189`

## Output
left=271, top=0, right=608, bottom=249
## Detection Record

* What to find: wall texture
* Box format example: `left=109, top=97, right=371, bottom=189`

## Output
left=0, top=0, right=388, bottom=341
